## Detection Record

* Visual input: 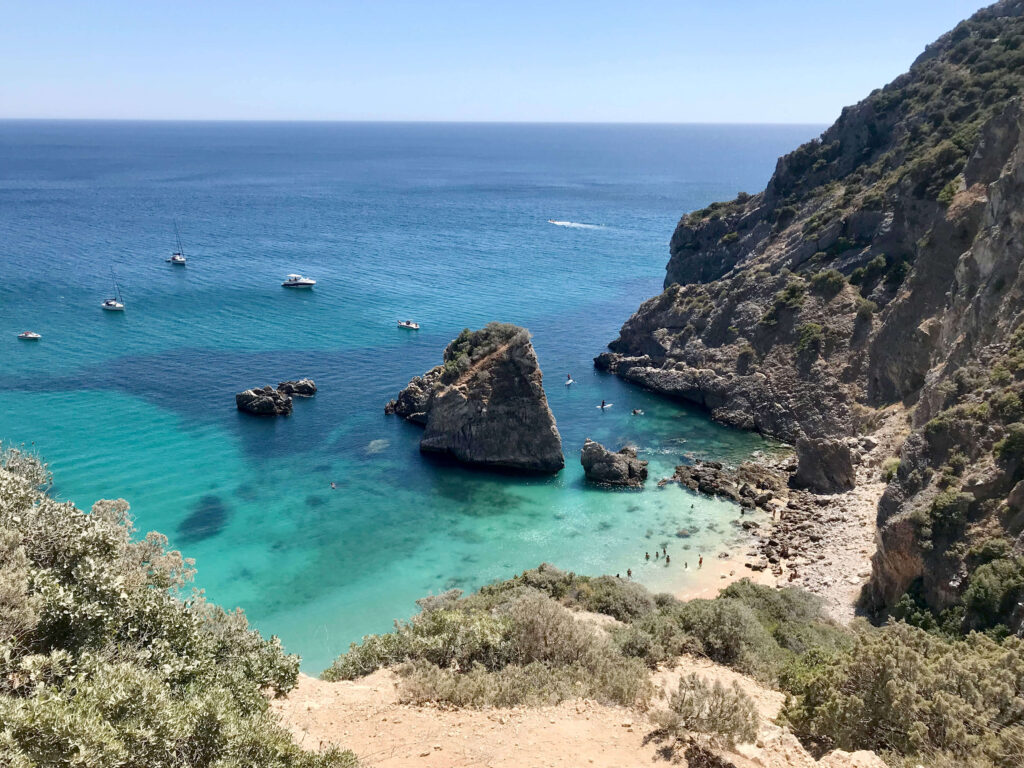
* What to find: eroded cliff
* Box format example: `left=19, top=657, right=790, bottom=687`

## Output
left=601, top=0, right=1024, bottom=632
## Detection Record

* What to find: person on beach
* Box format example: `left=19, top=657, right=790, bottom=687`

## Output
left=684, top=561, right=688, bottom=569
left=699, top=555, right=703, bottom=568
left=645, top=552, right=650, bottom=560
left=662, top=545, right=666, bottom=555
left=665, top=555, right=671, bottom=564
left=655, top=551, right=659, bottom=560
left=627, top=569, right=632, bottom=578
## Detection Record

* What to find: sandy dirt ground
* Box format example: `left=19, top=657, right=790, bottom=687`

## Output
left=275, top=659, right=883, bottom=768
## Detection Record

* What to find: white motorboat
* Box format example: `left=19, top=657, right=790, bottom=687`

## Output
left=17, top=331, right=41, bottom=340
left=282, top=274, right=316, bottom=288
left=397, top=320, right=420, bottom=330
left=102, top=269, right=125, bottom=311
left=166, top=222, right=187, bottom=264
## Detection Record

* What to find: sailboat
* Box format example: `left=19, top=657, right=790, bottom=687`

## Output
left=167, top=222, right=187, bottom=265
left=102, top=269, right=125, bottom=311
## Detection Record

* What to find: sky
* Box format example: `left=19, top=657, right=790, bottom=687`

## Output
left=0, top=0, right=990, bottom=122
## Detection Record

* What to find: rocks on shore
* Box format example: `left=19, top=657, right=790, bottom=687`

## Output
left=791, top=437, right=855, bottom=493
left=236, top=378, right=317, bottom=416
left=387, top=323, right=564, bottom=473
left=580, top=439, right=647, bottom=487
left=665, top=459, right=783, bottom=509
left=278, top=378, right=317, bottom=397
left=236, top=386, right=293, bottom=416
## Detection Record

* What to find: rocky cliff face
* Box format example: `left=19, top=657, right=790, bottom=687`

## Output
left=388, top=323, right=564, bottom=473
left=602, top=1, right=1024, bottom=633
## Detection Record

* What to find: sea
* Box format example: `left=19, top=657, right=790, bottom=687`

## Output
left=0, top=121, right=821, bottom=671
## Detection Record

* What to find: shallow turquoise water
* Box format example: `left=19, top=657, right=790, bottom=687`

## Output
left=0, top=121, right=816, bottom=670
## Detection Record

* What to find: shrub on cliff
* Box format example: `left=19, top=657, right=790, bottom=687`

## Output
left=652, top=673, right=759, bottom=751
left=782, top=622, right=1024, bottom=768
left=809, top=269, right=845, bottom=298
left=0, top=447, right=355, bottom=768
left=322, top=588, right=651, bottom=708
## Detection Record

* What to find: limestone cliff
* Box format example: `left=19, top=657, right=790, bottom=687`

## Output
left=601, top=0, right=1024, bottom=632
left=388, top=323, right=564, bottom=473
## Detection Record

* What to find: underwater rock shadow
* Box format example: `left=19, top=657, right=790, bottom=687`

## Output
left=178, top=494, right=230, bottom=544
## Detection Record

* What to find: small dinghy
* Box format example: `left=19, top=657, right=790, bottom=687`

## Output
left=565, top=375, right=575, bottom=386
left=282, top=274, right=316, bottom=288
left=17, top=331, right=41, bottom=341
left=397, top=320, right=420, bottom=330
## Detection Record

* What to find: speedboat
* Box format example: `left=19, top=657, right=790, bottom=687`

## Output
left=397, top=320, right=420, bottom=330
left=17, top=331, right=41, bottom=341
left=167, top=252, right=186, bottom=265
left=282, top=274, right=316, bottom=288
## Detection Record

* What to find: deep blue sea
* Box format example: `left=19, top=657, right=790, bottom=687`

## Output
left=0, top=121, right=819, bottom=671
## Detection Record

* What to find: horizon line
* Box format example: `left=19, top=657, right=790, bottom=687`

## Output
left=0, top=116, right=830, bottom=127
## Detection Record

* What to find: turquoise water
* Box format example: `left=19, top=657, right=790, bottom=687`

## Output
left=0, top=121, right=817, bottom=671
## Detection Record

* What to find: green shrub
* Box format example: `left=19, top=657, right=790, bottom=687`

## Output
left=782, top=622, right=1024, bottom=767
left=809, top=269, right=845, bottom=297
left=0, top=448, right=356, bottom=768
left=652, top=673, right=759, bottom=750
left=962, top=556, right=1024, bottom=632
left=995, top=422, right=1024, bottom=463
left=795, top=323, right=825, bottom=355
left=719, top=231, right=739, bottom=244
left=855, top=297, right=878, bottom=322
left=761, top=280, right=807, bottom=325
left=881, top=457, right=901, bottom=482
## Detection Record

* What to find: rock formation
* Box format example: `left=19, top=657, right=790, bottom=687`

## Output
left=278, top=378, right=317, bottom=397
left=236, top=385, right=293, bottom=416
left=387, top=323, right=564, bottom=473
left=580, top=439, right=647, bottom=486
left=597, top=1, right=1024, bottom=631
left=668, top=459, right=782, bottom=509
left=791, top=438, right=855, bottom=493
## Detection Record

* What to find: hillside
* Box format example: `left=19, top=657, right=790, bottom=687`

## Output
left=598, top=0, right=1024, bottom=632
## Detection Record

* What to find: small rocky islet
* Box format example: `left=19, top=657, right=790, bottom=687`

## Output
left=236, top=378, right=317, bottom=416
left=386, top=322, right=564, bottom=473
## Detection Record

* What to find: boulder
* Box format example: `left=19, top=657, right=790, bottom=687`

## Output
left=791, top=437, right=855, bottom=493
left=388, top=323, right=564, bottom=473
left=278, top=378, right=317, bottom=397
left=580, top=439, right=648, bottom=487
left=236, top=386, right=292, bottom=416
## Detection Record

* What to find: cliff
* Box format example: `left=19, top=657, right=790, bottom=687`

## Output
left=388, top=322, right=564, bottom=473
left=600, top=0, right=1024, bottom=632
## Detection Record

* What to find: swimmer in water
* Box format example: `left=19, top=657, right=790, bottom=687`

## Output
left=330, top=482, right=337, bottom=490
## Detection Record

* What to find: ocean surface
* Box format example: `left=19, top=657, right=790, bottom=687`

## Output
left=0, top=121, right=820, bottom=671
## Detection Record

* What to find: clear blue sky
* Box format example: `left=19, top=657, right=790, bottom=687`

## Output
left=0, top=0, right=987, bottom=122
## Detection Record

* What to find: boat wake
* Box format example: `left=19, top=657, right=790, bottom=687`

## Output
left=548, top=219, right=604, bottom=229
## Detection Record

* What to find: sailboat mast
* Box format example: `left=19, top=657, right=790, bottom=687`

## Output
left=174, top=221, right=185, bottom=258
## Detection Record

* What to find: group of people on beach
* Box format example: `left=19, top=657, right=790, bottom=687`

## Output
left=618, top=549, right=703, bottom=579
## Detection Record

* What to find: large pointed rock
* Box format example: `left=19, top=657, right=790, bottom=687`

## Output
left=387, top=323, right=564, bottom=473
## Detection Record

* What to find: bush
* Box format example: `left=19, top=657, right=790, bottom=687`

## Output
left=995, top=422, right=1024, bottom=463
left=962, top=556, right=1024, bottom=632
left=881, top=457, right=901, bottom=482
left=323, top=588, right=652, bottom=708
left=653, top=673, right=759, bottom=750
left=795, top=323, right=825, bottom=355
left=782, top=622, right=1024, bottom=767
left=809, top=269, right=845, bottom=298
left=0, top=448, right=356, bottom=768
left=855, top=297, right=878, bottom=322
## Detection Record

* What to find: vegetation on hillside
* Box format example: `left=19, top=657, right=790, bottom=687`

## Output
left=325, top=563, right=1024, bottom=766
left=0, top=447, right=355, bottom=768
left=440, top=322, right=527, bottom=381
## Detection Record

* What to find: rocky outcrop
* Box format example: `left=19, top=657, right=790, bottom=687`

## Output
left=580, top=439, right=647, bottom=486
left=666, top=459, right=784, bottom=509
left=236, top=386, right=293, bottom=416
left=278, top=379, right=317, bottom=397
left=598, top=3, right=1024, bottom=627
left=388, top=323, right=564, bottom=473
left=792, top=438, right=855, bottom=493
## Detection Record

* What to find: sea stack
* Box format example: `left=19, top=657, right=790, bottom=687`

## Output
left=387, top=322, right=564, bottom=473
left=580, top=439, right=647, bottom=487
left=236, top=385, right=293, bottom=416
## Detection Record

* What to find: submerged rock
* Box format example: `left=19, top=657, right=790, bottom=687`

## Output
left=388, top=323, right=564, bottom=473
left=236, top=385, right=293, bottom=416
left=791, top=437, right=855, bottom=493
left=278, top=378, right=317, bottom=397
left=580, top=439, right=647, bottom=487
